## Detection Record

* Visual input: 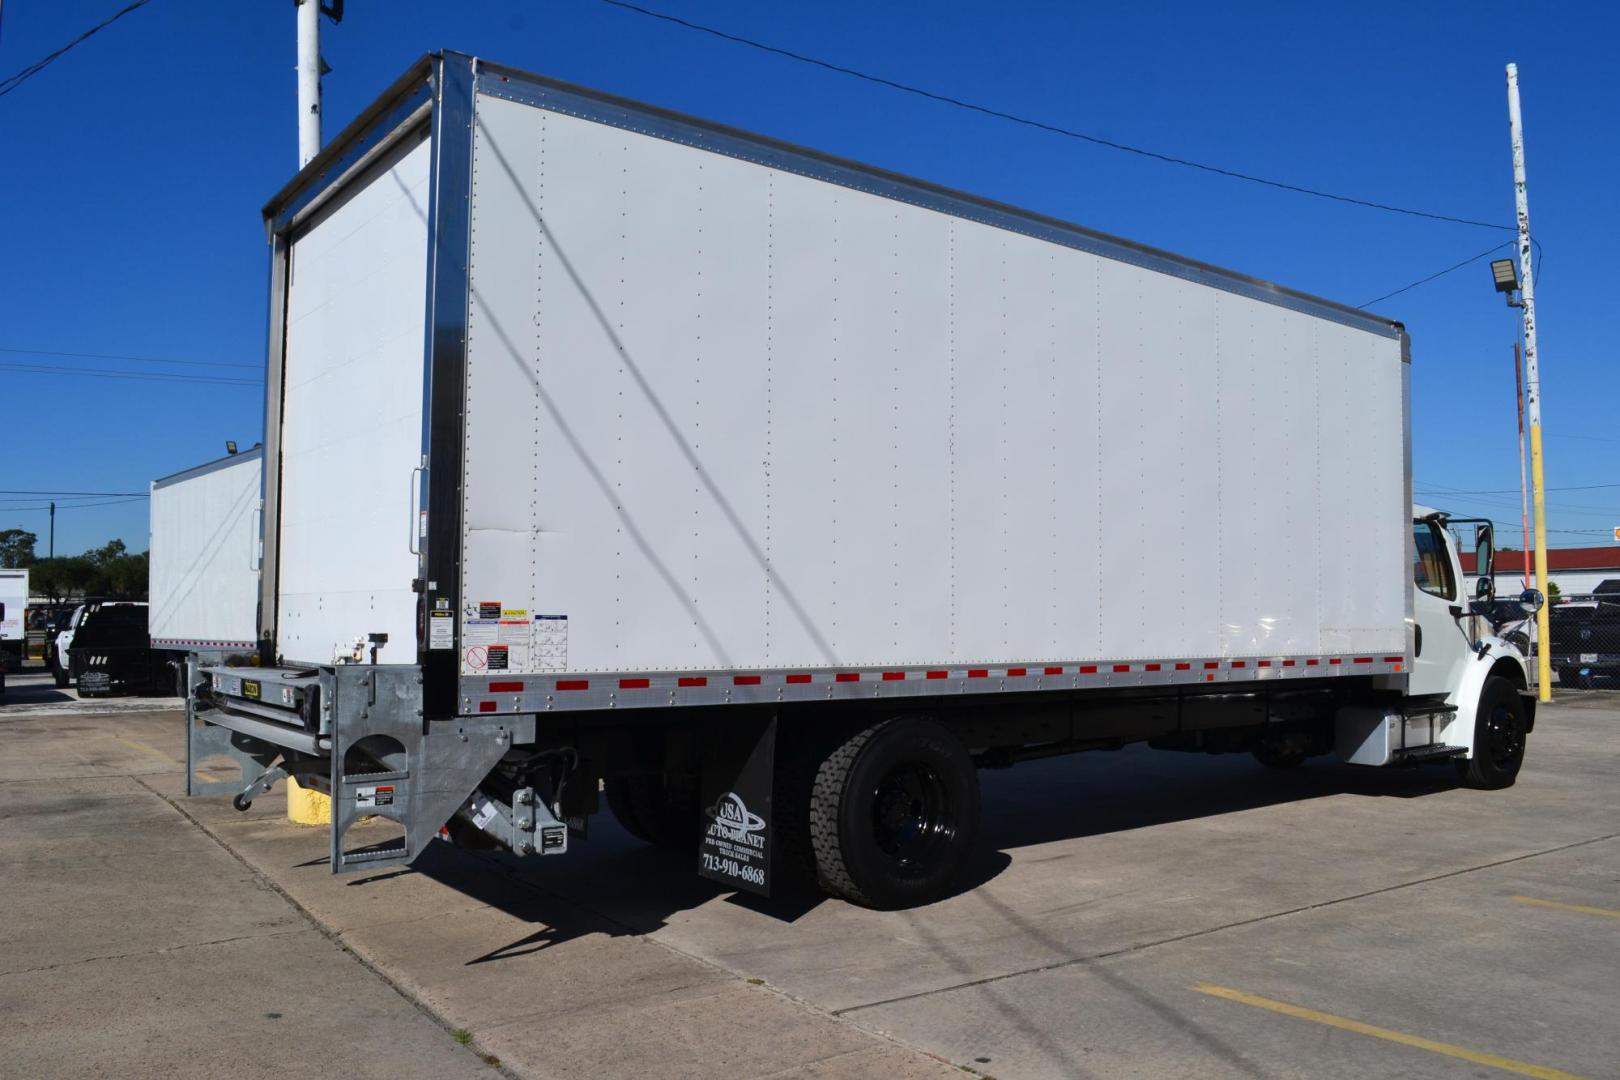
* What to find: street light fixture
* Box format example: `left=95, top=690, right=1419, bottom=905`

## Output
left=1491, top=258, right=1523, bottom=306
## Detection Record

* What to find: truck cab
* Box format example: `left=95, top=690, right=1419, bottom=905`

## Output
left=1405, top=506, right=1540, bottom=786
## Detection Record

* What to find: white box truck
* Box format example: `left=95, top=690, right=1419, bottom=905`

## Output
left=145, top=447, right=264, bottom=692
left=187, top=53, right=1541, bottom=908
left=0, top=568, right=24, bottom=697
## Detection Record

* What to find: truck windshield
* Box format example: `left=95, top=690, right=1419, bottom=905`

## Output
left=1413, top=522, right=1455, bottom=600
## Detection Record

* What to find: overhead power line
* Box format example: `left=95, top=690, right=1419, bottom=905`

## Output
left=594, top=0, right=1513, bottom=232
left=0, top=0, right=155, bottom=99
left=0, top=345, right=257, bottom=370
left=0, top=362, right=260, bottom=386
left=0, top=489, right=149, bottom=497
left=1418, top=481, right=1620, bottom=496
left=1359, top=242, right=1513, bottom=309
left=1, top=497, right=148, bottom=513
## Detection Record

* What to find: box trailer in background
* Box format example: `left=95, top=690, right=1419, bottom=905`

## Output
left=0, top=569, right=27, bottom=662
left=149, top=449, right=263, bottom=690
left=187, top=53, right=1539, bottom=908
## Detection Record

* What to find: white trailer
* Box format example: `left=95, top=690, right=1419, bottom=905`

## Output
left=188, top=53, right=1540, bottom=908
left=0, top=569, right=25, bottom=649
left=150, top=448, right=263, bottom=655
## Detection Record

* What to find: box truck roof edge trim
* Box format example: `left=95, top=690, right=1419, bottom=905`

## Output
left=262, top=50, right=1403, bottom=342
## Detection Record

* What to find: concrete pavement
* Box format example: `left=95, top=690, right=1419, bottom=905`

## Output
left=2, top=692, right=1617, bottom=1078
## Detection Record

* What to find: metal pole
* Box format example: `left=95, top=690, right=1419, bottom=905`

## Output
left=1513, top=342, right=1530, bottom=588
left=296, top=0, right=321, bottom=168
left=48, top=501, right=54, bottom=558
left=1507, top=63, right=1551, bottom=701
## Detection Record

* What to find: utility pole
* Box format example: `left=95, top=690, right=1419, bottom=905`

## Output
left=48, top=501, right=54, bottom=559
left=296, top=0, right=321, bottom=167
left=1507, top=63, right=1551, bottom=702
left=1512, top=343, right=1531, bottom=589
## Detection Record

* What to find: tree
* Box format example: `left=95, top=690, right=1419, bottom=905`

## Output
left=86, top=538, right=127, bottom=565
left=29, top=557, right=94, bottom=603
left=0, top=529, right=37, bottom=568
left=1547, top=581, right=1562, bottom=605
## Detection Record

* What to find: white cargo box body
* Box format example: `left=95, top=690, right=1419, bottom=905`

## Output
left=150, top=448, right=263, bottom=650
left=0, top=570, right=26, bottom=643
left=260, top=55, right=1410, bottom=712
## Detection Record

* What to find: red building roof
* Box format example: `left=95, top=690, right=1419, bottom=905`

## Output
left=1462, top=546, right=1620, bottom=574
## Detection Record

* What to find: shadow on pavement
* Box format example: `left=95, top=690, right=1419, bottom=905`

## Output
left=392, top=742, right=1460, bottom=966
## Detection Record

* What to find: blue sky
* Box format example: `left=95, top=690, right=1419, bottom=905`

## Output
left=0, top=0, right=1613, bottom=556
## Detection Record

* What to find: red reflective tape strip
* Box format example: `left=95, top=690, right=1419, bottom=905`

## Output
left=1329, top=658, right=1343, bottom=665
left=1383, top=656, right=1404, bottom=664
left=1175, top=662, right=1191, bottom=671
left=488, top=681, right=523, bottom=693
left=1113, top=664, right=1131, bottom=673
left=1204, top=661, right=1220, bottom=670
left=1283, top=659, right=1296, bottom=667
left=836, top=672, right=861, bottom=683
left=1230, top=661, right=1247, bottom=669
left=882, top=671, right=906, bottom=681
left=967, top=669, right=989, bottom=679
left=1144, top=663, right=1161, bottom=672
left=785, top=673, right=812, bottom=684
left=1354, top=657, right=1374, bottom=665
left=478, top=701, right=497, bottom=713
left=1306, top=658, right=1320, bottom=667
left=926, top=670, right=948, bottom=680
left=1079, top=665, right=1098, bottom=674
left=618, top=678, right=649, bottom=690
left=1044, top=666, right=1064, bottom=675
left=556, top=679, right=589, bottom=691
left=733, top=675, right=762, bottom=686
left=678, top=676, right=707, bottom=688
left=1258, top=660, right=1272, bottom=668
left=1006, top=667, right=1027, bottom=677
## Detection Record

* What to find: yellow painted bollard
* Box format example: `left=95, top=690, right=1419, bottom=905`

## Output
left=286, top=776, right=331, bottom=825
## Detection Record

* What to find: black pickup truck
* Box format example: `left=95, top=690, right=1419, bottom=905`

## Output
left=1549, top=580, right=1620, bottom=688
left=69, top=601, right=169, bottom=697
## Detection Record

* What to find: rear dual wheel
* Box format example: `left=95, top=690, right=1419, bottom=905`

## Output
left=810, top=717, right=979, bottom=909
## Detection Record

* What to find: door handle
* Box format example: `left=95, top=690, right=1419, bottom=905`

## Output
left=249, top=506, right=263, bottom=571
left=409, top=468, right=425, bottom=554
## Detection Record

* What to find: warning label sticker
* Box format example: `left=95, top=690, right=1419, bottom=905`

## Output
left=478, top=600, right=502, bottom=619
left=463, top=619, right=498, bottom=646
left=429, top=611, right=454, bottom=650
left=534, top=615, right=568, bottom=672
left=487, top=645, right=509, bottom=670
left=356, top=784, right=395, bottom=808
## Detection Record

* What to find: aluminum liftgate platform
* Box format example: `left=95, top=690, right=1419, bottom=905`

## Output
left=185, top=659, right=564, bottom=872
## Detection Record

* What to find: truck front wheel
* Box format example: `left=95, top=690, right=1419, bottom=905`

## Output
left=1455, top=676, right=1528, bottom=790
left=810, top=717, right=979, bottom=909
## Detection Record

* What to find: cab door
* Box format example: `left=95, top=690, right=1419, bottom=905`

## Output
left=1409, top=517, right=1473, bottom=699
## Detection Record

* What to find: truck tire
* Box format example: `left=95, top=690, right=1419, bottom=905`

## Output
left=810, top=717, right=979, bottom=909
left=604, top=774, right=700, bottom=852
left=52, top=664, right=69, bottom=689
left=1455, top=676, right=1528, bottom=790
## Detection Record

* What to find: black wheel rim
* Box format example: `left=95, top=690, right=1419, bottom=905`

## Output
left=869, top=762, right=954, bottom=877
left=1482, top=700, right=1524, bottom=770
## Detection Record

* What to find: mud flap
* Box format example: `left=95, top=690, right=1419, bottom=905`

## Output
left=697, top=712, right=775, bottom=896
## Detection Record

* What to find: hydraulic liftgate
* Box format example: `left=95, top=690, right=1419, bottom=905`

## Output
left=185, top=659, right=566, bottom=872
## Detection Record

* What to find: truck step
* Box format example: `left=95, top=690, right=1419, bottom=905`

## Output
left=1393, top=743, right=1466, bottom=763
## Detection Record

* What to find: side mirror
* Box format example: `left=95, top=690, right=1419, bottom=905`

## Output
left=1474, top=523, right=1494, bottom=579
left=1518, top=588, right=1544, bottom=614
left=1475, top=576, right=1495, bottom=603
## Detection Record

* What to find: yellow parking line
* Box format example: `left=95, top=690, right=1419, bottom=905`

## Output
left=1511, top=895, right=1620, bottom=921
left=1192, top=983, right=1588, bottom=1080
